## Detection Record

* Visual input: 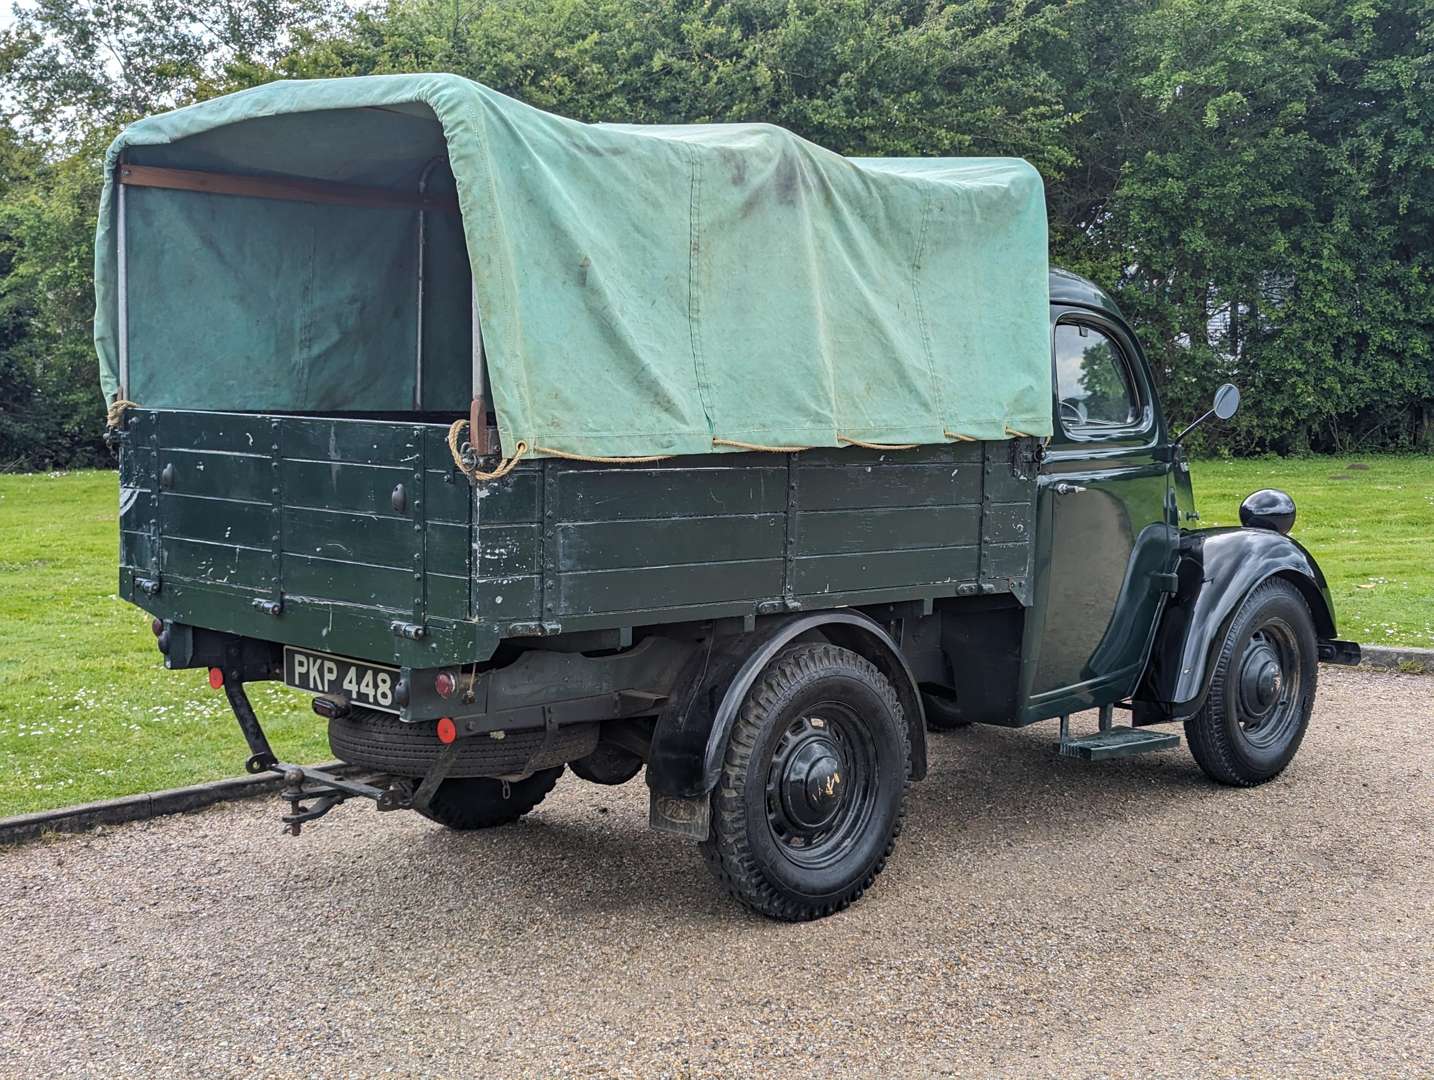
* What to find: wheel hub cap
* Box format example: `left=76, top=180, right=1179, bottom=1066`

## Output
left=781, top=734, right=845, bottom=831
left=1239, top=642, right=1283, bottom=721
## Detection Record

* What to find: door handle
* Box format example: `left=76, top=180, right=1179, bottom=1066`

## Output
left=1053, top=482, right=1088, bottom=495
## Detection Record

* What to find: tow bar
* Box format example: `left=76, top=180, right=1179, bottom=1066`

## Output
left=223, top=680, right=457, bottom=834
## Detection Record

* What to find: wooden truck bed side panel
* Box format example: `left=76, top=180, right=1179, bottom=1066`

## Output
left=120, top=410, right=488, bottom=667
left=121, top=412, right=1038, bottom=665
left=476, top=440, right=1038, bottom=638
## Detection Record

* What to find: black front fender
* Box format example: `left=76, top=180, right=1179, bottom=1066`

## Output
left=1137, top=527, right=1343, bottom=719
left=646, top=612, right=927, bottom=802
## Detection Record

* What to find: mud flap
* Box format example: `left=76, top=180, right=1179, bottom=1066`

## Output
left=649, top=791, right=711, bottom=840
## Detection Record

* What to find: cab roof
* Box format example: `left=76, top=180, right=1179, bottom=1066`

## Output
left=1049, top=268, right=1125, bottom=321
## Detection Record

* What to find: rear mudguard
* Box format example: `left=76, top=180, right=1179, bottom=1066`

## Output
left=646, top=612, right=927, bottom=802
left=1136, top=527, right=1350, bottom=720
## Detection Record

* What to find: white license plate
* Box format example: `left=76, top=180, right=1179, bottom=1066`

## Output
left=283, top=647, right=399, bottom=714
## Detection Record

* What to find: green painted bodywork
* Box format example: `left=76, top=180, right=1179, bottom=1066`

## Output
left=118, top=412, right=1040, bottom=672
left=1018, top=292, right=1177, bottom=722
left=116, top=270, right=1341, bottom=728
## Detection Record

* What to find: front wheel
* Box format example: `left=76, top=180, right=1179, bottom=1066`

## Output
left=700, top=643, right=911, bottom=921
left=1185, top=578, right=1318, bottom=787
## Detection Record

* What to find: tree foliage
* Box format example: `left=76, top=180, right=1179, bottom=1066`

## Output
left=0, top=0, right=1430, bottom=468
left=0, top=0, right=342, bottom=144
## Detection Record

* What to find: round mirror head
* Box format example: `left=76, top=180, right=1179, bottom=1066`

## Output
left=1213, top=382, right=1241, bottom=421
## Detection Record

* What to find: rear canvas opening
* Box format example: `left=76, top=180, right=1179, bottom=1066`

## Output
left=117, top=104, right=475, bottom=414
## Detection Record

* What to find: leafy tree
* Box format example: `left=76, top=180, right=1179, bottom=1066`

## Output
left=0, top=131, right=113, bottom=469
left=1047, top=0, right=1433, bottom=452
left=0, top=0, right=1430, bottom=468
left=0, top=0, right=343, bottom=145
left=0, top=0, right=345, bottom=468
left=282, top=0, right=1074, bottom=169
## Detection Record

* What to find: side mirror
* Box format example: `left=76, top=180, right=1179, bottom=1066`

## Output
left=1212, top=382, right=1241, bottom=420
left=1174, top=382, right=1241, bottom=443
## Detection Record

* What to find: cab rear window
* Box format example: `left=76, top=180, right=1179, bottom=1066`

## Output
left=1054, top=322, right=1138, bottom=430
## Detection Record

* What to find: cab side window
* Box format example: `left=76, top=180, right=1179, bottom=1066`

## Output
left=1054, top=322, right=1140, bottom=432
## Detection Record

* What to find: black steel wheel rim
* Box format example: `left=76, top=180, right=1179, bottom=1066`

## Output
left=763, top=701, right=878, bottom=871
left=1234, top=618, right=1302, bottom=749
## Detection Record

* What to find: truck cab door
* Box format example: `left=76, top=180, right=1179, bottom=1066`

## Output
left=1022, top=307, right=1176, bottom=720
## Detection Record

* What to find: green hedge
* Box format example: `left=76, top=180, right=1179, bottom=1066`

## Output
left=1, top=0, right=1430, bottom=469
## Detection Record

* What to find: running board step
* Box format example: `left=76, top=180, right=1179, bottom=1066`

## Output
left=1059, top=726, right=1180, bottom=761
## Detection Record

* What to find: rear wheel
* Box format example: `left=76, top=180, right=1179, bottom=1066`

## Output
left=417, top=768, right=564, bottom=830
left=701, top=643, right=910, bottom=921
left=1185, top=578, right=1317, bottom=786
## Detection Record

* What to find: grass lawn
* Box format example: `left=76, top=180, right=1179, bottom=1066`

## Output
left=1191, top=455, right=1434, bottom=650
left=1, top=458, right=1430, bottom=816
left=0, top=471, right=325, bottom=816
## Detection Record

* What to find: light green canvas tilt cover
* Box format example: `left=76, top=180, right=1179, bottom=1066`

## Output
left=95, top=74, right=1053, bottom=456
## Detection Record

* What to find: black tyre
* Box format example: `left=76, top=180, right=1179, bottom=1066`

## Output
left=920, top=685, right=971, bottom=730
left=418, top=767, right=563, bottom=830
left=701, top=643, right=910, bottom=921
left=328, top=707, right=596, bottom=778
left=1185, top=578, right=1318, bottom=787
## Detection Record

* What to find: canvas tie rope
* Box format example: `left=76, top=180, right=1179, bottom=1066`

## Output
left=448, top=418, right=681, bottom=481
left=446, top=419, right=529, bottom=482
left=838, top=435, right=920, bottom=451
left=711, top=437, right=813, bottom=453
left=106, top=398, right=138, bottom=429
left=534, top=446, right=672, bottom=464
left=448, top=421, right=1014, bottom=482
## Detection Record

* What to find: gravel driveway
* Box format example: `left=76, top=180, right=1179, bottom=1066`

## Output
left=1, top=667, right=1430, bottom=1078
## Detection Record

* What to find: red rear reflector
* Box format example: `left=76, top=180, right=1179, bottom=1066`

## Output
left=208, top=667, right=224, bottom=690
left=436, top=717, right=457, bottom=744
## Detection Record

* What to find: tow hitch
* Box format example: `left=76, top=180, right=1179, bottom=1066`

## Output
left=275, top=765, right=393, bottom=835
left=222, top=678, right=457, bottom=834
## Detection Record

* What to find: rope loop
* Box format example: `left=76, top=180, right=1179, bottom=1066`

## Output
left=446, top=418, right=528, bottom=483
left=837, top=435, right=919, bottom=451
left=533, top=445, right=672, bottom=464
left=712, top=436, right=813, bottom=453
left=106, top=398, right=138, bottom=429
left=446, top=420, right=676, bottom=482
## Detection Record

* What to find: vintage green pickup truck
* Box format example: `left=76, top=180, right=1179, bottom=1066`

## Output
left=99, top=75, right=1358, bottom=920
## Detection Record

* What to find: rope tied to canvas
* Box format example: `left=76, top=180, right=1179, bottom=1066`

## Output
left=446, top=418, right=529, bottom=482
left=106, top=397, right=138, bottom=429
left=447, top=418, right=677, bottom=481
left=447, top=419, right=1021, bottom=483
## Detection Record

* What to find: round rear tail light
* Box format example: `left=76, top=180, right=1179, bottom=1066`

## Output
left=434, top=671, right=458, bottom=698
left=151, top=618, right=164, bottom=637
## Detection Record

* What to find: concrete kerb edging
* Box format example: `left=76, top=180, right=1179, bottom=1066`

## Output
left=1356, top=645, right=1433, bottom=675
left=0, top=761, right=360, bottom=847
left=2, top=646, right=1428, bottom=847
